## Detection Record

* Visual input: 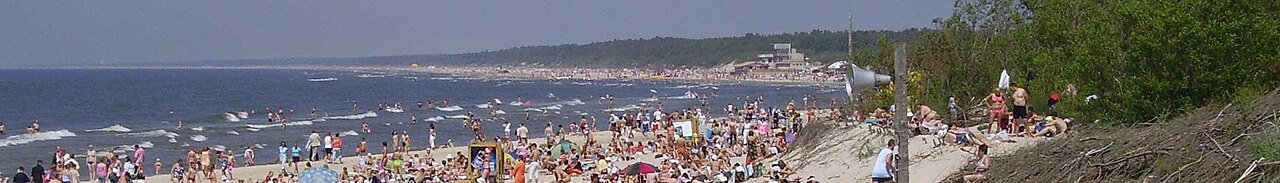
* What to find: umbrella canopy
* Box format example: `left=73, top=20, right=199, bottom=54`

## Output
left=299, top=167, right=339, bottom=183
left=621, top=162, right=659, bottom=175
left=551, top=140, right=578, bottom=157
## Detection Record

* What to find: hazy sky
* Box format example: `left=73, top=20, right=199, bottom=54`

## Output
left=0, top=0, right=954, bottom=67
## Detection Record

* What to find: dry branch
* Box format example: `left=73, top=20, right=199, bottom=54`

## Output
left=1086, top=142, right=1114, bottom=157
left=1213, top=103, right=1234, bottom=123
left=1227, top=133, right=1253, bottom=146
left=1259, top=161, right=1280, bottom=166
left=1160, top=153, right=1210, bottom=183
left=1090, top=151, right=1169, bottom=167
left=1234, top=158, right=1264, bottom=183
left=1205, top=132, right=1237, bottom=162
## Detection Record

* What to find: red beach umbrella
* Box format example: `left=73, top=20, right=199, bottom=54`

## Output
left=622, top=162, right=659, bottom=175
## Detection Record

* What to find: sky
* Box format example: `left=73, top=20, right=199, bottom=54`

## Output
left=0, top=0, right=954, bottom=67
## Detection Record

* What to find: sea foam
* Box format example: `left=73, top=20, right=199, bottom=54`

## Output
left=0, top=130, right=77, bottom=147
left=436, top=106, right=463, bottom=112
left=323, top=111, right=378, bottom=120
left=85, top=124, right=133, bottom=133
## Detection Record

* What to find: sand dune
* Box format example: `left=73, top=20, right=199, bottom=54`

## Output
left=761, top=122, right=1042, bottom=183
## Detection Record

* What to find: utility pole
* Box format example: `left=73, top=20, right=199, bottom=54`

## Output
left=892, top=43, right=911, bottom=183
left=848, top=15, right=854, bottom=57
left=847, top=15, right=857, bottom=106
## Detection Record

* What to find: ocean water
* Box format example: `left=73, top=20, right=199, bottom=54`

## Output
left=0, top=69, right=840, bottom=171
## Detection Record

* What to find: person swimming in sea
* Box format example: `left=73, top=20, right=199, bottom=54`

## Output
left=362, top=122, right=371, bottom=134
left=28, top=120, right=40, bottom=134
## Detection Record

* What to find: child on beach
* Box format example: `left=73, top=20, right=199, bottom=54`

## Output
left=244, top=147, right=254, bottom=166
left=152, top=159, right=161, bottom=177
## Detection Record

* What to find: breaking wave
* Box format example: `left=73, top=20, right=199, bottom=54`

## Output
left=85, top=124, right=133, bottom=133
left=0, top=130, right=77, bottom=147
left=190, top=135, right=207, bottom=142
left=436, top=106, right=463, bottom=112
left=323, top=111, right=378, bottom=120
left=339, top=130, right=360, bottom=137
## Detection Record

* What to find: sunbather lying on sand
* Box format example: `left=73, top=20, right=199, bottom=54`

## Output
left=1032, top=113, right=1069, bottom=137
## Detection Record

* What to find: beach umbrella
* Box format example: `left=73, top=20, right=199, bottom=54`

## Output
left=621, top=162, right=659, bottom=175
left=298, top=167, right=339, bottom=183
left=551, top=140, right=578, bottom=157
left=504, top=152, right=518, bottom=163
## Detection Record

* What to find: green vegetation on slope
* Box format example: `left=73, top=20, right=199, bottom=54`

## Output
left=867, top=0, right=1280, bottom=125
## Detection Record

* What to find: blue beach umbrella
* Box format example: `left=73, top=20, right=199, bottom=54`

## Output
left=299, top=167, right=339, bottom=183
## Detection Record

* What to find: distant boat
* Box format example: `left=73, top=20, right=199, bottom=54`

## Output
left=307, top=78, right=338, bottom=82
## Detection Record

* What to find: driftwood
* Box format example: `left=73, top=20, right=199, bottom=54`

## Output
left=1227, top=133, right=1253, bottom=146
left=1233, top=158, right=1265, bottom=183
left=1086, top=142, right=1114, bottom=157
left=1213, top=103, right=1234, bottom=123
left=1058, top=142, right=1114, bottom=181
left=1160, top=153, right=1211, bottom=183
left=1079, top=137, right=1100, bottom=143
left=1259, top=161, right=1280, bottom=166
left=1090, top=151, right=1169, bottom=167
left=1204, top=133, right=1237, bottom=162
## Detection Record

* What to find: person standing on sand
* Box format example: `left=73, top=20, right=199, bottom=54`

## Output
left=200, top=147, right=213, bottom=183
left=307, top=131, right=321, bottom=161
left=985, top=89, right=1007, bottom=134
left=870, top=139, right=896, bottom=183
left=428, top=130, right=437, bottom=149
left=13, top=167, right=29, bottom=183
left=544, top=124, right=553, bottom=138
left=525, top=158, right=541, bottom=183
left=290, top=143, right=302, bottom=173
left=30, top=160, right=44, bottom=183
left=170, top=160, right=184, bottom=183
left=86, top=145, right=96, bottom=182
left=323, top=132, right=333, bottom=163
left=244, top=146, right=255, bottom=166
left=503, top=121, right=511, bottom=138
left=517, top=123, right=529, bottom=140
left=277, top=142, right=288, bottom=172
left=1011, top=83, right=1031, bottom=135
left=133, top=145, right=145, bottom=165
left=512, top=159, right=525, bottom=183
left=332, top=133, right=344, bottom=164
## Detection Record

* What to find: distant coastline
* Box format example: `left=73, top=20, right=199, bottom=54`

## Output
left=9, top=65, right=844, bottom=87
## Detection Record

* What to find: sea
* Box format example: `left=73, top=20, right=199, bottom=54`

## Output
left=0, top=68, right=842, bottom=172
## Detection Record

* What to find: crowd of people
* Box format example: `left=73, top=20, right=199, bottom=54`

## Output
left=3, top=144, right=152, bottom=183
left=0, top=78, right=1086, bottom=183
left=300, top=94, right=835, bottom=183
left=859, top=82, right=1077, bottom=183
